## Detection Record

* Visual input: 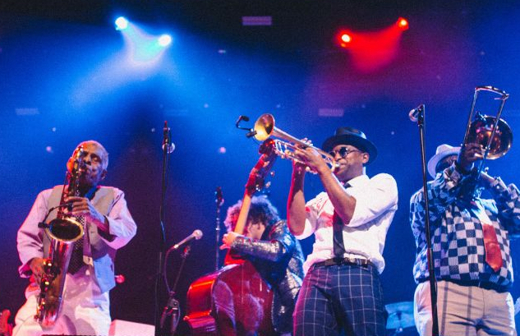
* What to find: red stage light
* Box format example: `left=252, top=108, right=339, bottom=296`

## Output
left=336, top=31, right=353, bottom=48
left=334, top=17, right=408, bottom=72
left=397, top=17, right=409, bottom=30
left=341, top=34, right=352, bottom=43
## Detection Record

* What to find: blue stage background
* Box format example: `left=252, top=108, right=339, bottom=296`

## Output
left=1, top=1, right=520, bottom=334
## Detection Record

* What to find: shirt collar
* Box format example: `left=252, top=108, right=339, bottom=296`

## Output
left=343, top=174, right=368, bottom=188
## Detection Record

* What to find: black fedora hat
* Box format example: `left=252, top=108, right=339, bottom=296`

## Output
left=322, top=127, right=378, bottom=164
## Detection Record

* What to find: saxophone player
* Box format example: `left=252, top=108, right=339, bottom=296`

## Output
left=13, top=140, right=137, bottom=336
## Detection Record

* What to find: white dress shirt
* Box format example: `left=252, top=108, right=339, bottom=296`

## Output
left=296, top=173, right=398, bottom=274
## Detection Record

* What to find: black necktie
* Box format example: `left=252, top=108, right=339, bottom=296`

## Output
left=333, top=212, right=345, bottom=258
left=333, top=183, right=350, bottom=258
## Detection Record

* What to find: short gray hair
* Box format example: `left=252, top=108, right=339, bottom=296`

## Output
left=77, top=140, right=109, bottom=170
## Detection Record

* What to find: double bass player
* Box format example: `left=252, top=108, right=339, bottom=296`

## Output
left=221, top=196, right=304, bottom=336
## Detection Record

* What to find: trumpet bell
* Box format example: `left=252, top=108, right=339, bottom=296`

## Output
left=467, top=115, right=513, bottom=160
left=251, top=113, right=338, bottom=173
left=254, top=114, right=275, bottom=141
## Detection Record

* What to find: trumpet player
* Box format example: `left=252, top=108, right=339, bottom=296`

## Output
left=287, top=127, right=398, bottom=336
left=13, top=140, right=137, bottom=336
left=410, top=143, right=520, bottom=336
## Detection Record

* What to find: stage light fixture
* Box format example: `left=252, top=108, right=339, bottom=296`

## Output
left=115, top=17, right=129, bottom=31
left=341, top=34, right=352, bottom=44
left=334, top=29, right=354, bottom=48
left=397, top=17, right=409, bottom=30
left=158, top=34, right=172, bottom=47
left=336, top=31, right=353, bottom=48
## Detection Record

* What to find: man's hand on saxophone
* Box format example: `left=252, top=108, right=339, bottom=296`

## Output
left=28, top=257, right=45, bottom=285
left=64, top=196, right=110, bottom=235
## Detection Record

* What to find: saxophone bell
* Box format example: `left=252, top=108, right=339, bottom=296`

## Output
left=47, top=217, right=84, bottom=242
left=35, top=146, right=85, bottom=326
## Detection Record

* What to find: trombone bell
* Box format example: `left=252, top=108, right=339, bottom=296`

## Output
left=467, top=115, right=512, bottom=160
left=463, top=86, right=511, bottom=162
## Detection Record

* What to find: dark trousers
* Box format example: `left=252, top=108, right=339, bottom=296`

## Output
left=293, top=262, right=386, bottom=336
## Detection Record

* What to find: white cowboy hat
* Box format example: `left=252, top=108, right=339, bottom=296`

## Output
left=427, top=144, right=460, bottom=178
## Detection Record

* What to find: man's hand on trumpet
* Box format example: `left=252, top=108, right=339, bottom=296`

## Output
left=292, top=139, right=330, bottom=175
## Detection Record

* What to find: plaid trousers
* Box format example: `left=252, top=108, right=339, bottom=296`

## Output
left=293, top=262, right=386, bottom=336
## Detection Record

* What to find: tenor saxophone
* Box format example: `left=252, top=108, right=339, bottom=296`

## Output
left=35, top=147, right=85, bottom=327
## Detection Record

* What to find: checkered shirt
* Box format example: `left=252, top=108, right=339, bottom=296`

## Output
left=410, top=165, right=520, bottom=289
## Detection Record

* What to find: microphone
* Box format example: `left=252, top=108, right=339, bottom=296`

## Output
left=162, top=121, right=176, bottom=154
left=172, top=230, right=203, bottom=250
left=235, top=115, right=254, bottom=135
left=409, top=104, right=425, bottom=123
left=235, top=115, right=250, bottom=127
left=235, top=115, right=258, bottom=137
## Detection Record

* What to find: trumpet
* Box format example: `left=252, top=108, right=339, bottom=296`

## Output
left=462, top=86, right=512, bottom=173
left=252, top=114, right=338, bottom=173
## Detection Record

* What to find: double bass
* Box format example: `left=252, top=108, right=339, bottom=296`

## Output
left=185, top=140, right=277, bottom=336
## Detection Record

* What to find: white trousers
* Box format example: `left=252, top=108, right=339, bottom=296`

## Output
left=13, top=267, right=110, bottom=336
left=414, top=280, right=516, bottom=336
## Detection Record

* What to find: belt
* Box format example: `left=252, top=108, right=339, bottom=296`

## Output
left=420, top=278, right=510, bottom=293
left=312, top=256, right=372, bottom=268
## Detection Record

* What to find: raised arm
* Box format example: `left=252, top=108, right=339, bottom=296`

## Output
left=287, top=163, right=308, bottom=236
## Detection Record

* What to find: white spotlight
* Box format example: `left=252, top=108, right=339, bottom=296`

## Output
left=115, top=17, right=129, bottom=31
left=158, top=34, right=172, bottom=47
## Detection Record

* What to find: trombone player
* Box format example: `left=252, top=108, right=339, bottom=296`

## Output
left=410, top=142, right=520, bottom=336
left=13, top=140, right=137, bottom=336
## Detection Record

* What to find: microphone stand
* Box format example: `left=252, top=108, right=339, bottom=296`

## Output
left=214, top=187, right=224, bottom=271
left=160, top=244, right=192, bottom=336
left=155, top=121, right=173, bottom=336
left=412, top=105, right=439, bottom=336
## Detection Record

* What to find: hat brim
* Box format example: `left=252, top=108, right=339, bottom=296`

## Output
left=427, top=147, right=460, bottom=178
left=322, top=135, right=378, bottom=164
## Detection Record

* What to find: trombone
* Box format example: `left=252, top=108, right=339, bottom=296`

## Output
left=462, top=85, right=512, bottom=177
left=252, top=114, right=338, bottom=173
